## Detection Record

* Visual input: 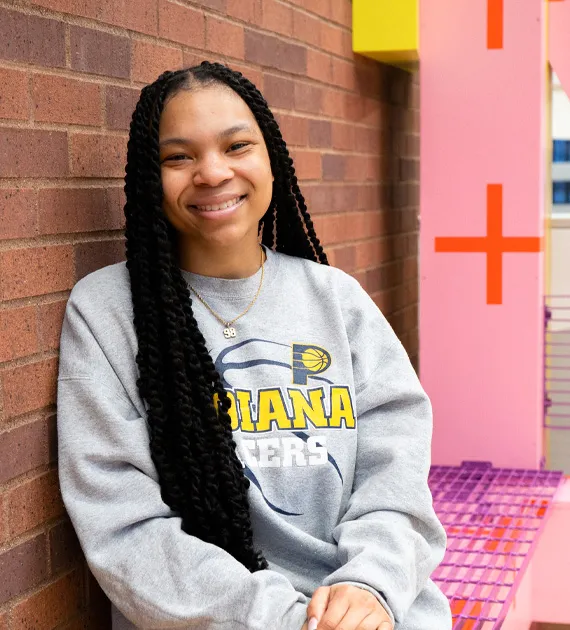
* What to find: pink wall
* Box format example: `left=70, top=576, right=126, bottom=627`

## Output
left=419, top=0, right=547, bottom=468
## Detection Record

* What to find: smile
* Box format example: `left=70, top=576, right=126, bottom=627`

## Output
left=191, top=195, right=247, bottom=212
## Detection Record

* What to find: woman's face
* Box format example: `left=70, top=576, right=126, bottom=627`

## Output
left=158, top=84, right=273, bottom=251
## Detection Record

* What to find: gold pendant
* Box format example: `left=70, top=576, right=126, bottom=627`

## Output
left=224, top=327, right=237, bottom=339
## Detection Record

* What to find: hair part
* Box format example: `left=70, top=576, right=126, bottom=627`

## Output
left=124, top=61, right=328, bottom=572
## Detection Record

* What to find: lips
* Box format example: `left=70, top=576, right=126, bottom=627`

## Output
left=190, top=195, right=247, bottom=212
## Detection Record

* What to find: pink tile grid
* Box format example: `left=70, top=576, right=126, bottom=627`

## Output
left=428, top=461, right=564, bottom=629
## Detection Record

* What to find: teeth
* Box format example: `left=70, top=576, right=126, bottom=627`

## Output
left=195, top=196, right=243, bottom=211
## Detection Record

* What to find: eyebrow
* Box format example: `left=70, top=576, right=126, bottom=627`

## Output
left=159, top=124, right=256, bottom=148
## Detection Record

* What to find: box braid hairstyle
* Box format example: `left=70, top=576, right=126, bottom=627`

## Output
left=124, top=61, right=329, bottom=573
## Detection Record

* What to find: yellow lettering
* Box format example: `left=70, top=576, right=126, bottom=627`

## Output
left=257, top=389, right=292, bottom=432
left=289, top=388, right=329, bottom=429
left=329, top=386, right=356, bottom=428
left=235, top=390, right=255, bottom=432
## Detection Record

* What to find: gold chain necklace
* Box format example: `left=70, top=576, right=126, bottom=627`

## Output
left=188, top=246, right=265, bottom=339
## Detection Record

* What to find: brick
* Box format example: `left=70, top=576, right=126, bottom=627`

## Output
left=290, top=149, right=321, bottom=180
left=227, top=0, right=262, bottom=24
left=49, top=520, right=82, bottom=575
left=229, top=63, right=263, bottom=91
left=294, top=82, right=322, bottom=114
left=288, top=0, right=329, bottom=19
left=0, top=246, right=74, bottom=301
left=332, top=58, right=357, bottom=91
left=0, top=495, right=6, bottom=544
left=322, top=154, right=345, bottom=181
left=39, top=188, right=123, bottom=235
left=355, top=238, right=390, bottom=269
left=330, top=0, right=352, bottom=27
left=0, top=306, right=38, bottom=363
left=0, top=9, right=65, bottom=68
left=275, top=114, right=308, bottom=147
left=7, top=469, right=65, bottom=538
left=106, top=86, right=140, bottom=130
left=263, top=74, right=295, bottom=110
left=1, top=358, right=58, bottom=420
left=183, top=51, right=204, bottom=69
left=345, top=155, right=368, bottom=182
left=107, top=186, right=127, bottom=221
left=0, top=418, right=50, bottom=484
left=321, top=89, right=344, bottom=118
left=331, top=244, right=357, bottom=273
left=32, top=75, right=102, bottom=126
left=75, top=240, right=125, bottom=281
left=320, top=22, right=344, bottom=56
left=332, top=122, right=356, bottom=151
left=70, top=27, right=130, bottom=79
left=12, top=570, right=82, bottom=629
left=132, top=41, right=183, bottom=84
left=262, top=0, right=293, bottom=37
left=194, top=0, right=226, bottom=10
left=0, top=129, right=68, bottom=178
left=355, top=126, right=382, bottom=155
left=306, top=48, right=332, bottom=84
left=38, top=300, right=68, bottom=351
left=308, top=120, right=331, bottom=148
left=245, top=31, right=306, bottom=75
left=0, top=534, right=48, bottom=606
left=206, top=16, right=244, bottom=60
left=292, top=9, right=321, bottom=47
left=30, top=0, right=158, bottom=36
left=47, top=414, right=57, bottom=464
left=159, top=1, right=205, bottom=48
left=0, top=189, right=38, bottom=240
left=70, top=134, right=127, bottom=179
left=0, top=67, right=28, bottom=120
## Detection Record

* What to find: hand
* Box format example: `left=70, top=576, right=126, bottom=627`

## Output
left=302, top=584, right=393, bottom=630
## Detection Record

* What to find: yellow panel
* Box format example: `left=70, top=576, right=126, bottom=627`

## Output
left=353, top=0, right=419, bottom=67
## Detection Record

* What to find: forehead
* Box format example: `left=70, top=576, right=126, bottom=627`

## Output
left=159, top=85, right=260, bottom=139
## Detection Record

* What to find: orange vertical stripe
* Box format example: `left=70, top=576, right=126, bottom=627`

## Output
left=488, top=0, right=503, bottom=49
left=487, top=184, right=503, bottom=304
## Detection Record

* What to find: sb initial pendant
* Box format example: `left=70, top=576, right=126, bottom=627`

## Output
left=224, top=327, right=237, bottom=339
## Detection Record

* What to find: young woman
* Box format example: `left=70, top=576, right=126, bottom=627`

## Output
left=57, top=61, right=452, bottom=630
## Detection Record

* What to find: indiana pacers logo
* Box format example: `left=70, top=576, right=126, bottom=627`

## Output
left=292, top=344, right=332, bottom=385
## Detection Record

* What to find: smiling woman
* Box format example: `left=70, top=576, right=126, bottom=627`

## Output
left=158, top=86, right=274, bottom=276
left=56, top=61, right=452, bottom=630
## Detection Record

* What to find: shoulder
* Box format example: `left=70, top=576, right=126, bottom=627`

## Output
left=272, top=251, right=364, bottom=297
left=67, top=262, right=132, bottom=316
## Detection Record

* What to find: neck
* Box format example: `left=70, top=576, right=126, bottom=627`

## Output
left=179, top=237, right=264, bottom=279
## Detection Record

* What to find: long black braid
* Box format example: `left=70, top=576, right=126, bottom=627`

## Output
left=124, top=61, right=328, bottom=572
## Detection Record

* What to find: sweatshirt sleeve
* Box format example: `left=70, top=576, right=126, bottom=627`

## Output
left=57, top=286, right=309, bottom=630
left=321, top=273, right=447, bottom=625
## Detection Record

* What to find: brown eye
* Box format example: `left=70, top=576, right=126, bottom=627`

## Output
left=228, top=142, right=250, bottom=152
left=164, top=154, right=188, bottom=162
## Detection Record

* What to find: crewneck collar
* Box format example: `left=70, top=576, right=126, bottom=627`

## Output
left=180, top=246, right=278, bottom=299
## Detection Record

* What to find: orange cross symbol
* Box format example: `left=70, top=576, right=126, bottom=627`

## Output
left=434, top=184, right=543, bottom=305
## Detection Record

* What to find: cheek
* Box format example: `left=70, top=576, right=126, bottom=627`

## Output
left=161, top=169, right=187, bottom=203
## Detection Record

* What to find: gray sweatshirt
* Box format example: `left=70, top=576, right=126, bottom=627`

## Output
left=57, top=247, right=452, bottom=630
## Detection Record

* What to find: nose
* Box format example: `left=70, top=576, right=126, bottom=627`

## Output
left=193, top=152, right=234, bottom=187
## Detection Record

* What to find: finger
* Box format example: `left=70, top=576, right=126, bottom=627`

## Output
left=354, top=611, right=392, bottom=630
left=307, top=586, right=331, bottom=624
left=334, top=607, right=373, bottom=630
left=317, top=593, right=350, bottom=630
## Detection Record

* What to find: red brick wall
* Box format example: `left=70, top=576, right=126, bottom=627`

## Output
left=0, top=1, right=419, bottom=627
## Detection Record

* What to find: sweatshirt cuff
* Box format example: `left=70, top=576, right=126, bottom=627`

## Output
left=283, top=601, right=309, bottom=630
left=331, top=581, right=395, bottom=627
